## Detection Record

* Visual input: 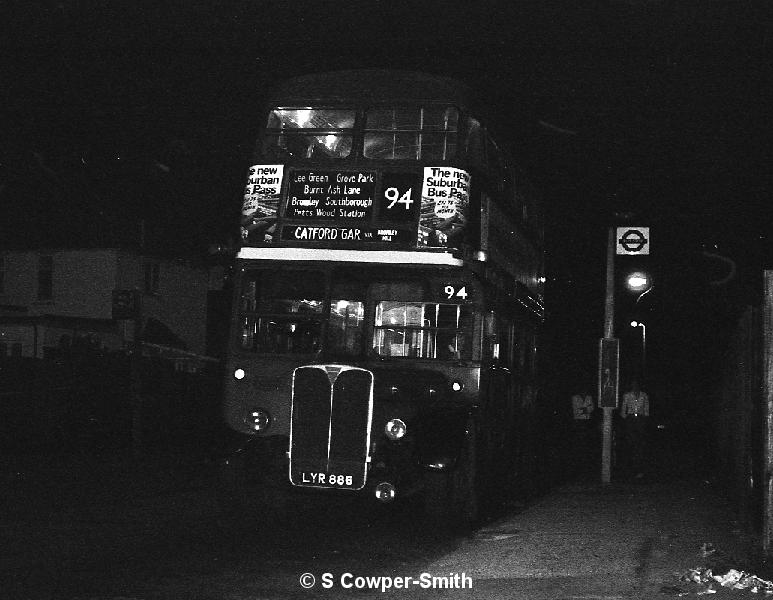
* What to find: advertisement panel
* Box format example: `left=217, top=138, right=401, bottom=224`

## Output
left=418, top=167, right=470, bottom=247
left=241, top=164, right=284, bottom=243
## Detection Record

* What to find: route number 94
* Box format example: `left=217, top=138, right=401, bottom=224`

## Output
left=384, top=186, right=413, bottom=210
left=444, top=285, right=469, bottom=300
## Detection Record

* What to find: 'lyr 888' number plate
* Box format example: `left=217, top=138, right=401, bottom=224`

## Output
left=300, top=472, right=354, bottom=487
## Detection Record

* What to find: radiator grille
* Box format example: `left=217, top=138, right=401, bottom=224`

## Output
left=289, top=365, right=373, bottom=490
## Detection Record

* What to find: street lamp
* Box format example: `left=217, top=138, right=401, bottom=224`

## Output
left=630, top=320, right=646, bottom=374
left=626, top=271, right=650, bottom=292
left=626, top=271, right=654, bottom=305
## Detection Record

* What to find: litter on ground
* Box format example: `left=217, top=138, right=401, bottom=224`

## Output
left=681, top=564, right=773, bottom=594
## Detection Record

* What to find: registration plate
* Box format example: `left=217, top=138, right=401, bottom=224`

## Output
left=300, top=472, right=355, bottom=488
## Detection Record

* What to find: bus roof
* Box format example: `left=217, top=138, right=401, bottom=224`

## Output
left=266, top=70, right=472, bottom=107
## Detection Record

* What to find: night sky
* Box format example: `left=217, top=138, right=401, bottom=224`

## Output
left=3, top=1, right=771, bottom=410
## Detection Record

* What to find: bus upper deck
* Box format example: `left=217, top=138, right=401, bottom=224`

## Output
left=239, top=70, right=544, bottom=306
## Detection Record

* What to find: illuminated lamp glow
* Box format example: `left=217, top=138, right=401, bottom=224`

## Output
left=234, top=368, right=245, bottom=380
left=626, top=272, right=650, bottom=291
left=426, top=461, right=448, bottom=470
left=295, top=109, right=311, bottom=127
left=451, top=381, right=463, bottom=392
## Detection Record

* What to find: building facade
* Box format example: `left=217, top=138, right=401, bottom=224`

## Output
left=0, top=248, right=221, bottom=363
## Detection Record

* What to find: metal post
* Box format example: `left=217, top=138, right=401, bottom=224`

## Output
left=762, top=271, right=773, bottom=554
left=131, top=290, right=143, bottom=459
left=601, top=227, right=615, bottom=484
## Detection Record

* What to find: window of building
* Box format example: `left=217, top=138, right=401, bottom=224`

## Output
left=0, top=341, right=22, bottom=357
left=144, top=261, right=160, bottom=294
left=37, top=255, right=53, bottom=301
left=364, top=106, right=458, bottom=161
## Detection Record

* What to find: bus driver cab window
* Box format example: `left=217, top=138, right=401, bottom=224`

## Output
left=239, top=269, right=324, bottom=355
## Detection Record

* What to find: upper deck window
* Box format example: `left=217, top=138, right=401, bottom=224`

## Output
left=262, top=108, right=355, bottom=160
left=364, top=106, right=458, bottom=161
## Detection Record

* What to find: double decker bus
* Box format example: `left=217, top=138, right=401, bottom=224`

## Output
left=221, top=70, right=545, bottom=523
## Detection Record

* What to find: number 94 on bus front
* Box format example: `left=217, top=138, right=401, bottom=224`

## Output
left=444, top=285, right=470, bottom=301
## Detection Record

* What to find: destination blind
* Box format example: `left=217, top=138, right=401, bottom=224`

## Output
left=285, top=170, right=376, bottom=221
left=281, top=225, right=413, bottom=244
left=280, top=169, right=419, bottom=245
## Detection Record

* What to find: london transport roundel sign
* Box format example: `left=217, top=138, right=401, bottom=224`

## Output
left=616, top=227, right=650, bottom=255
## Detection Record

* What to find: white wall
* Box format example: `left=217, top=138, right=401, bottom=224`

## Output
left=1, top=249, right=213, bottom=357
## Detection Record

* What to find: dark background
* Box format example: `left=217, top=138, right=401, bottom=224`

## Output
left=2, top=1, right=771, bottom=422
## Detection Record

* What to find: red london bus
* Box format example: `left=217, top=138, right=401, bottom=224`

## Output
left=220, top=70, right=545, bottom=524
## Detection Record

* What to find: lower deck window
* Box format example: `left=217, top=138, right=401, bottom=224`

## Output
left=327, top=300, right=365, bottom=355
left=372, top=302, right=472, bottom=360
left=239, top=269, right=325, bottom=355
left=241, top=316, right=321, bottom=354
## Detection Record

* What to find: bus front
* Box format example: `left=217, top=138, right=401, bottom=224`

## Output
left=222, top=78, right=487, bottom=517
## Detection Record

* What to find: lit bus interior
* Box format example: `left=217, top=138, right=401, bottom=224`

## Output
left=237, top=269, right=473, bottom=360
left=260, top=106, right=459, bottom=161
left=373, top=302, right=472, bottom=360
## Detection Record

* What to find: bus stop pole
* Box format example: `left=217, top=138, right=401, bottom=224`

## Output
left=131, top=290, right=143, bottom=459
left=763, top=271, right=773, bottom=554
left=601, top=227, right=615, bottom=484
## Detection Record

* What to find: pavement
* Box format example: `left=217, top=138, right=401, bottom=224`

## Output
left=417, top=476, right=762, bottom=599
left=0, top=449, right=768, bottom=599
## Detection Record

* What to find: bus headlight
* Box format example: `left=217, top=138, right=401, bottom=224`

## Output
left=385, top=418, right=407, bottom=440
left=375, top=481, right=396, bottom=502
left=246, top=408, right=271, bottom=432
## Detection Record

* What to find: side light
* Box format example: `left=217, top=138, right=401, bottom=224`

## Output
left=234, top=368, right=245, bottom=380
left=426, top=461, right=449, bottom=470
left=247, top=408, right=271, bottom=432
left=385, top=418, right=407, bottom=440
